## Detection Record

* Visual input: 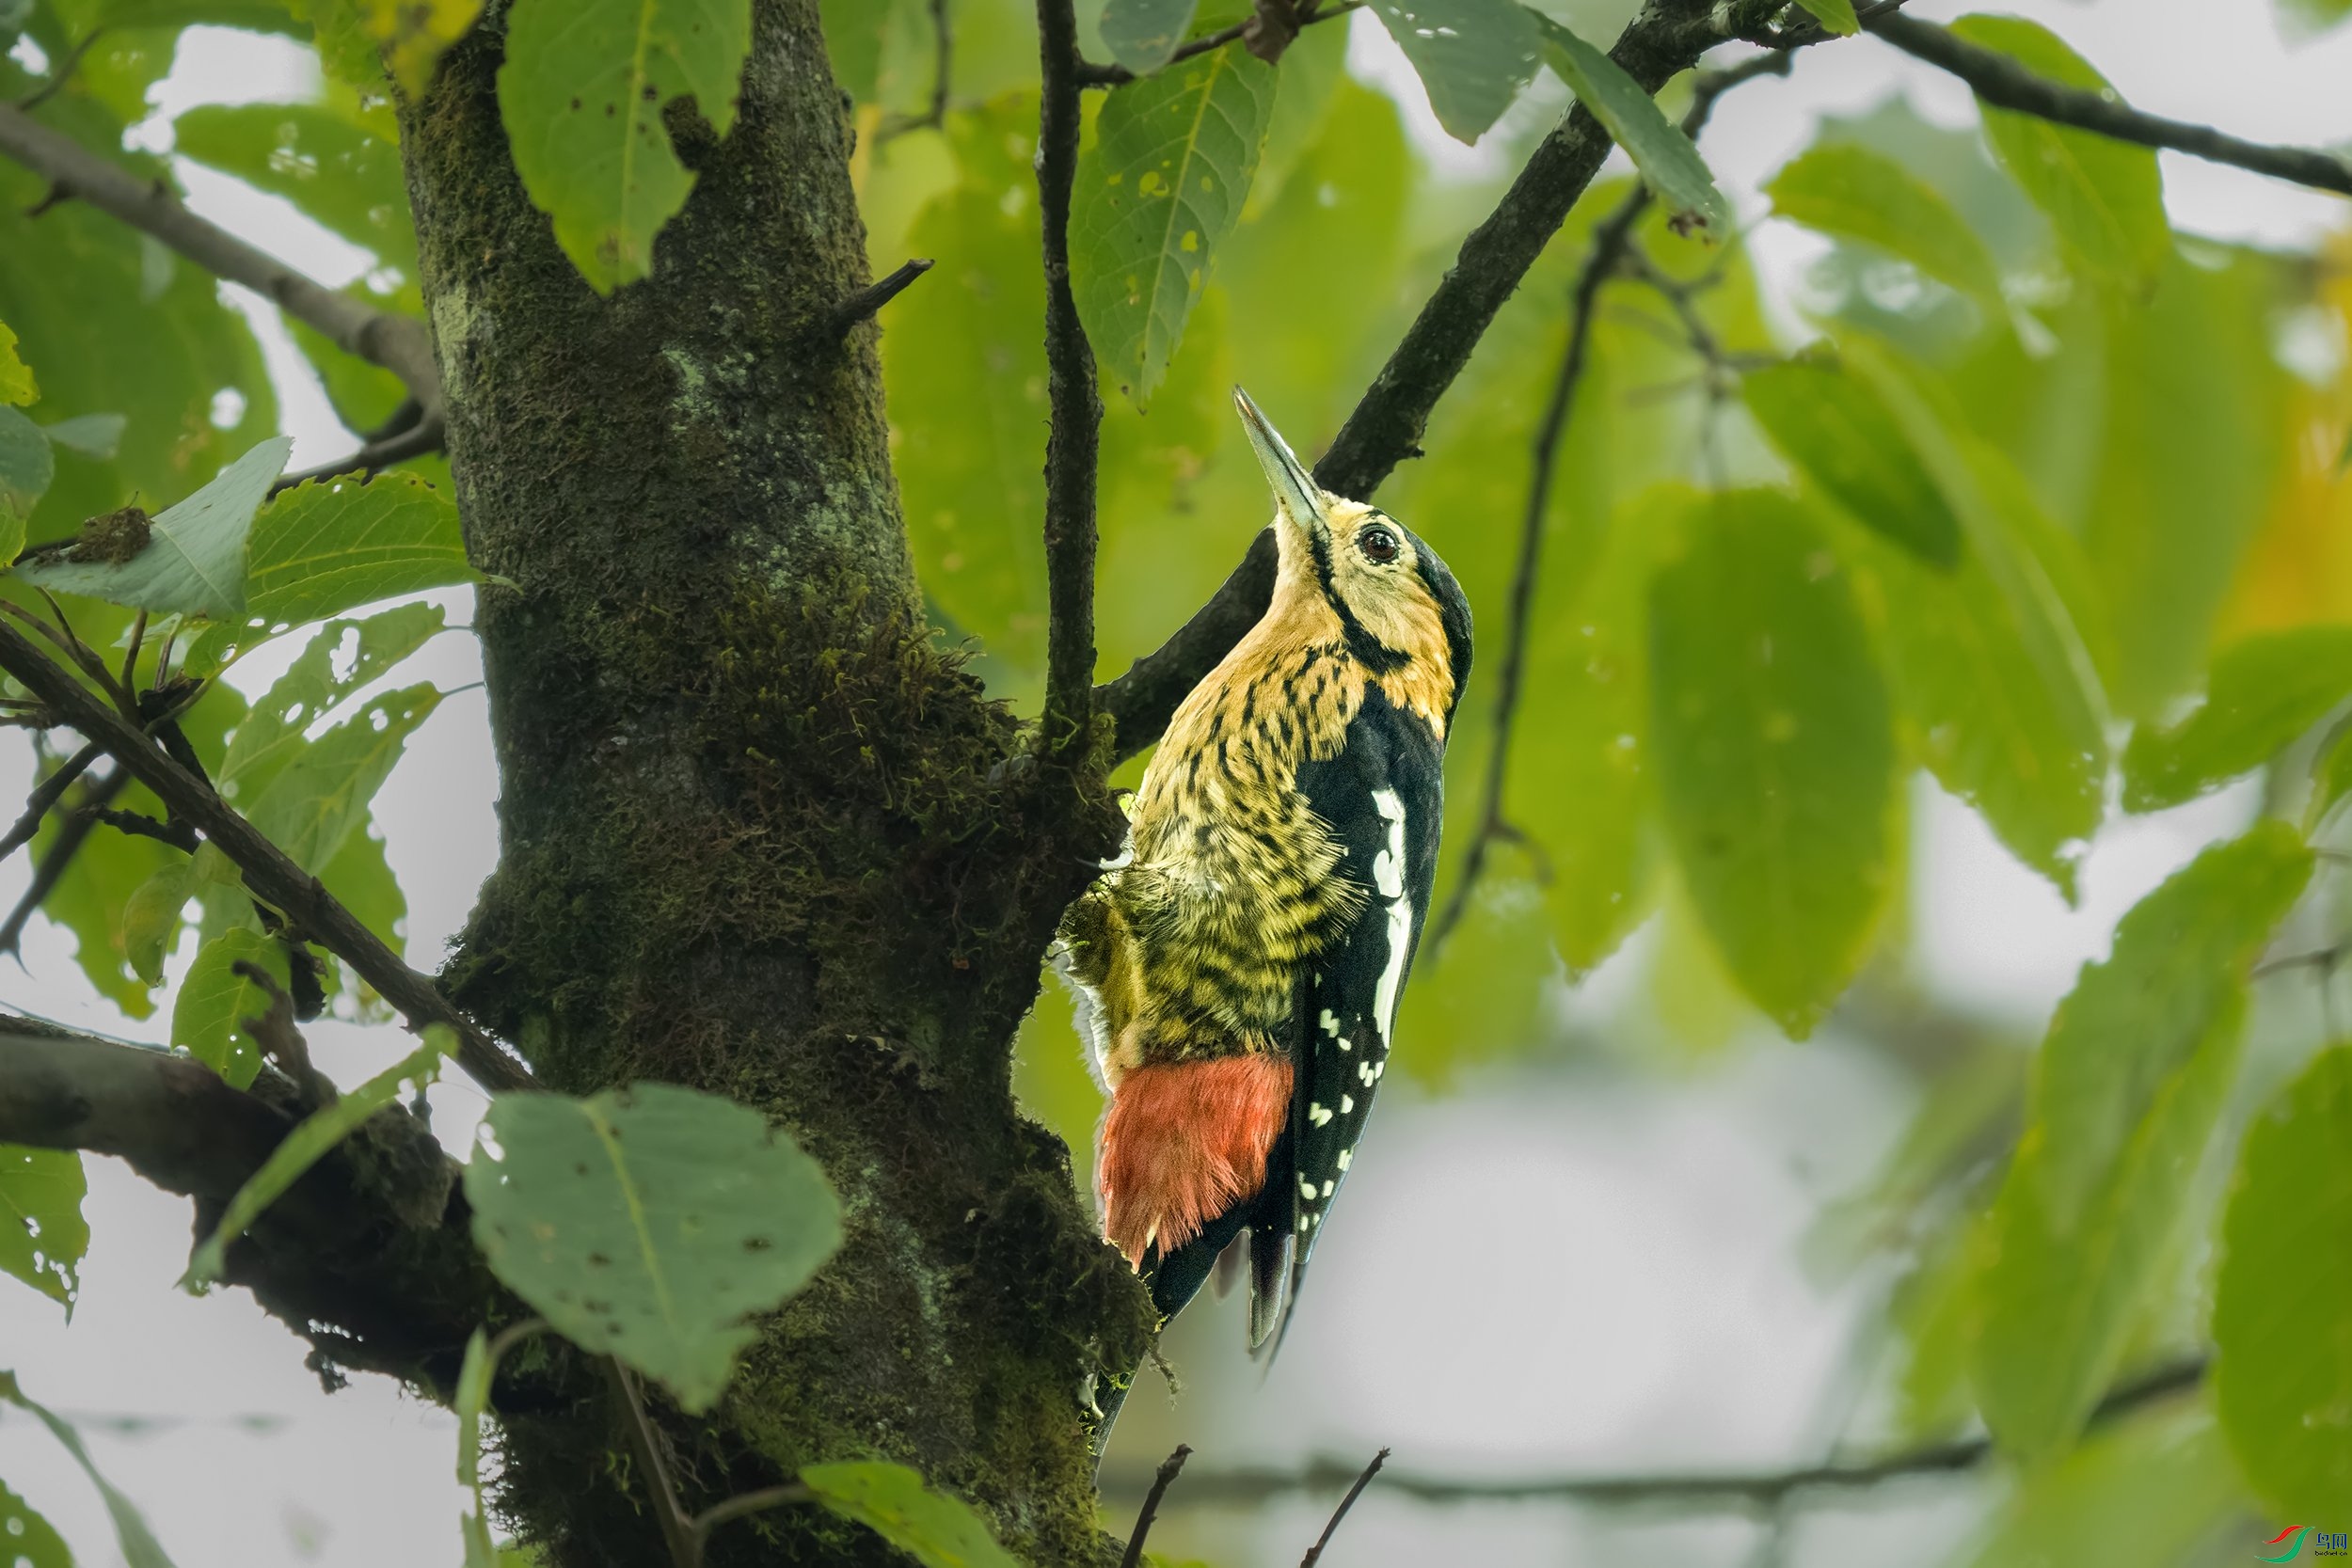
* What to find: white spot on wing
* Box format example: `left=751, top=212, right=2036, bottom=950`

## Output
left=1340, top=1093, right=1354, bottom=1114
left=1309, top=1101, right=1333, bottom=1126
left=1370, top=787, right=1413, bottom=1041
left=1336, top=1148, right=1351, bottom=1170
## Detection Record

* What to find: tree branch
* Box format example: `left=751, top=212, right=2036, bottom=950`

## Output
left=0, top=617, right=532, bottom=1093
left=1867, top=12, right=2352, bottom=198
left=1093, top=10, right=1804, bottom=762
left=1119, top=1444, right=1191, bottom=1568
left=1036, top=0, right=1103, bottom=757
left=877, top=0, right=952, bottom=140
left=0, top=102, right=445, bottom=447
left=1099, top=1356, right=2207, bottom=1511
left=0, top=762, right=125, bottom=956
left=1074, top=1, right=1361, bottom=87
left=1299, top=1448, right=1387, bottom=1565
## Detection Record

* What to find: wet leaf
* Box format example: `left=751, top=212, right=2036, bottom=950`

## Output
left=0, top=1144, right=87, bottom=1314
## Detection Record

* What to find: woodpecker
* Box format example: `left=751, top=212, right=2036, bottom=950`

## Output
left=1059, top=388, right=1471, bottom=1355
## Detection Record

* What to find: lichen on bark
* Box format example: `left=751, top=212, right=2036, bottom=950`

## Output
left=397, top=3, right=1149, bottom=1561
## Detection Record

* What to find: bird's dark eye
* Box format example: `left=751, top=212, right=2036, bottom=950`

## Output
left=1358, top=526, right=1400, bottom=564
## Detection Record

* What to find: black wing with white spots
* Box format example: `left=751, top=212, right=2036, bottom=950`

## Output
left=1251, top=685, right=1446, bottom=1355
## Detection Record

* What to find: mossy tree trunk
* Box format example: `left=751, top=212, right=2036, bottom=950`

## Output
left=400, top=4, right=1149, bottom=1561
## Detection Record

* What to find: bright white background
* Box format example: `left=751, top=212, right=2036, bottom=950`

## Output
left=1, top=2, right=2344, bottom=1563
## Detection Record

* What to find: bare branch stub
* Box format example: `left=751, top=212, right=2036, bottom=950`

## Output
left=826, top=257, right=935, bottom=339
left=1299, top=1448, right=1389, bottom=1567
left=1035, top=0, right=1104, bottom=758
left=1868, top=11, right=2352, bottom=198
left=1118, top=1444, right=1193, bottom=1568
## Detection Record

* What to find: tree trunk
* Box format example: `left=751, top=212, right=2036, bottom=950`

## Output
left=400, top=4, right=1147, bottom=1561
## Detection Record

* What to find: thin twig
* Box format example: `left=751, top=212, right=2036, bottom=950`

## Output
left=1868, top=12, right=2352, bottom=198
left=603, top=1358, right=698, bottom=1568
left=0, top=763, right=124, bottom=956
left=1103, top=1356, right=2206, bottom=1511
left=690, top=1484, right=813, bottom=1556
left=0, top=742, right=101, bottom=862
left=1119, top=1444, right=1192, bottom=1568
left=0, top=102, right=441, bottom=413
left=81, top=804, right=197, bottom=851
left=1299, top=1448, right=1388, bottom=1566
left=827, top=257, right=934, bottom=339
left=269, top=412, right=446, bottom=495
left=877, top=0, right=952, bottom=140
left=15, top=29, right=106, bottom=113
left=1074, top=1, right=1360, bottom=87
left=1036, top=0, right=1102, bottom=759
left=0, top=614, right=532, bottom=1092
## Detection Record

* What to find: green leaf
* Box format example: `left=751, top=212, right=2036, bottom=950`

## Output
left=1072, top=43, right=1275, bottom=408
left=355, top=0, right=482, bottom=95
left=1532, top=14, right=1726, bottom=234
left=1099, top=0, right=1199, bottom=73
left=1369, top=0, right=1537, bottom=144
left=1956, top=1407, right=2244, bottom=1568
left=818, top=0, right=897, bottom=100
left=216, top=602, right=448, bottom=805
left=15, top=435, right=292, bottom=617
left=41, top=412, right=126, bottom=460
left=2279, top=0, right=2352, bottom=34
left=121, top=859, right=194, bottom=988
left=1972, top=823, right=2312, bottom=1459
left=0, top=1144, right=87, bottom=1313
left=1764, top=142, right=2005, bottom=313
left=0, top=1370, right=176, bottom=1568
left=1789, top=0, right=1858, bottom=34
left=86, top=0, right=297, bottom=28
left=0, top=1478, right=71, bottom=1568
left=1948, top=14, right=2167, bottom=286
left=242, top=682, right=442, bottom=874
left=2308, top=718, right=2352, bottom=832
left=173, top=103, right=418, bottom=275
left=1743, top=355, right=1963, bottom=568
left=171, top=928, right=293, bottom=1089
left=0, top=319, right=33, bottom=404
left=497, top=0, right=755, bottom=291
left=2122, top=628, right=2352, bottom=814
left=799, top=1462, right=1023, bottom=1568
left=2214, top=1044, right=2352, bottom=1522
left=237, top=471, right=472, bottom=638
left=885, top=100, right=1047, bottom=679
left=1647, top=487, right=1896, bottom=1037
left=465, top=1082, right=845, bottom=1413
left=184, top=1026, right=453, bottom=1288
left=0, top=404, right=52, bottom=537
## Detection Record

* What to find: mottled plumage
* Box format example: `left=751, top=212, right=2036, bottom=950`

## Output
left=1058, top=388, right=1471, bottom=1358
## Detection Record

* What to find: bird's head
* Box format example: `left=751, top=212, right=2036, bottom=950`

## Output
left=1234, top=388, right=1472, bottom=704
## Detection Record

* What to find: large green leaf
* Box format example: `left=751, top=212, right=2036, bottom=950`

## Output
left=2122, top=630, right=2352, bottom=814
left=1789, top=0, right=1858, bottom=34
left=1764, top=142, right=2005, bottom=314
left=170, top=928, right=293, bottom=1089
left=1972, top=824, right=2312, bottom=1459
left=0, top=1370, right=176, bottom=1568
left=799, top=1463, right=1023, bottom=1568
left=1647, top=487, right=1896, bottom=1037
left=497, top=0, right=755, bottom=290
left=1072, top=42, right=1274, bottom=408
left=1955, top=1408, right=2244, bottom=1568
left=243, top=682, right=441, bottom=874
left=1742, top=354, right=1962, bottom=568
left=1533, top=14, right=1726, bottom=235
left=1948, top=14, right=2168, bottom=287
left=216, top=603, right=447, bottom=805
left=2214, top=1045, right=2352, bottom=1523
left=241, top=471, right=471, bottom=633
left=15, top=436, right=293, bottom=617
left=1098, top=0, right=1199, bottom=73
left=1368, top=0, right=1537, bottom=145
left=884, top=99, right=1047, bottom=678
left=0, top=1144, right=87, bottom=1313
left=172, top=103, right=418, bottom=275
left=185, top=1026, right=453, bottom=1287
left=465, top=1082, right=844, bottom=1412
left=0, top=1479, right=70, bottom=1568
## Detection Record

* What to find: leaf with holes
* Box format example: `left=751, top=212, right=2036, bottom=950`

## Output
left=466, top=1082, right=843, bottom=1412
left=1949, top=14, right=2168, bottom=286
left=242, top=683, right=442, bottom=874
left=217, top=603, right=447, bottom=805
left=174, top=103, right=417, bottom=275
left=1100, top=0, right=1200, bottom=73
left=184, top=1026, right=453, bottom=1288
left=0, top=1479, right=69, bottom=1568
left=1073, top=41, right=1276, bottom=407
left=2122, top=628, right=2352, bottom=813
left=171, top=929, right=294, bottom=1089
left=0, top=1145, right=87, bottom=1314
left=244, top=473, right=472, bottom=634
left=1371, top=0, right=1538, bottom=144
left=1532, top=14, right=1726, bottom=234
left=1765, top=142, right=2006, bottom=314
left=800, top=1462, right=1024, bottom=1568
left=14, top=435, right=292, bottom=618
left=497, top=0, right=755, bottom=290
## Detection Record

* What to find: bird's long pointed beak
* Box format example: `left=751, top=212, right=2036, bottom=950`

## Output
left=1234, top=387, right=1327, bottom=538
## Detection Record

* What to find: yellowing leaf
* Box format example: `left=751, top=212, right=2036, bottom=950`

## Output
left=0, top=320, right=35, bottom=404
left=799, top=1462, right=1023, bottom=1568
left=362, top=0, right=483, bottom=96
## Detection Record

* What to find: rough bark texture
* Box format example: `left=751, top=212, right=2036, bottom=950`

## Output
left=400, top=4, right=1147, bottom=1562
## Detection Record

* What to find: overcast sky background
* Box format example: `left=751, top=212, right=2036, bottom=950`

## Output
left=0, top=2, right=2346, bottom=1564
